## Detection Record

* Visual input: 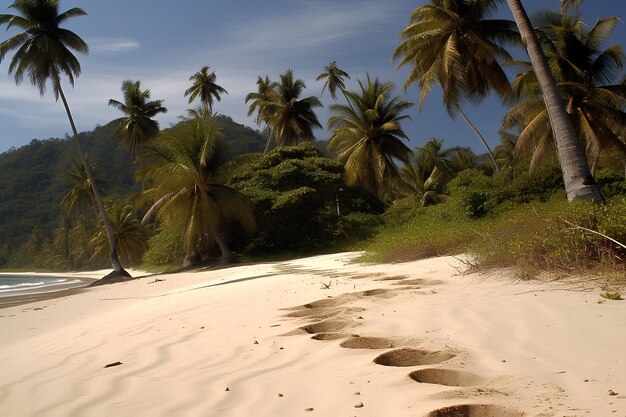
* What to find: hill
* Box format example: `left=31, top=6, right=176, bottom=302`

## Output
left=0, top=116, right=266, bottom=265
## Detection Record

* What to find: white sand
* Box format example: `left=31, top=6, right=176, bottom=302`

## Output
left=0, top=253, right=624, bottom=416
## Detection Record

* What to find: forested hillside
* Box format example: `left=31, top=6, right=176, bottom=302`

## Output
left=0, top=116, right=265, bottom=263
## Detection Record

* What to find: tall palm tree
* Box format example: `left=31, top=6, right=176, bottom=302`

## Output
left=393, top=0, right=521, bottom=174
left=108, top=80, right=167, bottom=155
left=505, top=0, right=603, bottom=201
left=316, top=61, right=351, bottom=101
left=245, top=75, right=277, bottom=153
left=0, top=0, right=128, bottom=275
left=503, top=13, right=626, bottom=173
left=328, top=75, right=413, bottom=196
left=140, top=110, right=255, bottom=265
left=184, top=66, right=228, bottom=113
left=271, top=69, right=323, bottom=146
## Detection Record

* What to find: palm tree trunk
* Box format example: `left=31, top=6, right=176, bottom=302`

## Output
left=456, top=106, right=500, bottom=174
left=263, top=126, right=273, bottom=153
left=57, top=83, right=128, bottom=274
left=214, top=233, right=235, bottom=264
left=506, top=0, right=603, bottom=202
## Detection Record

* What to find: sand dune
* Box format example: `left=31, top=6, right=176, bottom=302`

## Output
left=0, top=253, right=624, bottom=416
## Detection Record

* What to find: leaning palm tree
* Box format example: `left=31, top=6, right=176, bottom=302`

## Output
left=0, top=0, right=128, bottom=276
left=316, top=61, right=351, bottom=101
left=393, top=0, right=521, bottom=174
left=271, top=69, right=323, bottom=147
left=245, top=75, right=277, bottom=153
left=184, top=66, right=228, bottom=113
left=503, top=13, right=626, bottom=173
left=328, top=75, right=413, bottom=196
left=140, top=110, right=255, bottom=266
left=505, top=0, right=603, bottom=201
left=108, top=80, right=167, bottom=155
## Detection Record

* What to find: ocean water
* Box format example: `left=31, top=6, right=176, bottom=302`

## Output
left=0, top=274, right=85, bottom=297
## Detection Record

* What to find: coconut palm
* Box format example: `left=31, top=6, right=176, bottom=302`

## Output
left=447, top=146, right=477, bottom=172
left=396, top=139, right=474, bottom=206
left=90, top=201, right=148, bottom=267
left=505, top=0, right=603, bottom=201
left=503, top=14, right=626, bottom=173
left=328, top=75, right=413, bottom=196
left=245, top=75, right=277, bottom=153
left=184, top=66, right=228, bottom=113
left=271, top=69, right=323, bottom=146
left=108, top=80, right=167, bottom=155
left=140, top=110, right=255, bottom=266
left=494, top=129, right=519, bottom=171
left=396, top=147, right=451, bottom=206
left=61, top=159, right=106, bottom=216
left=0, top=0, right=128, bottom=275
left=393, top=0, right=521, bottom=173
left=316, top=61, right=351, bottom=101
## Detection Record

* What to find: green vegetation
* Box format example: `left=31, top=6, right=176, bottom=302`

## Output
left=140, top=109, right=255, bottom=265
left=361, top=178, right=626, bottom=280
left=228, top=143, right=383, bottom=254
left=328, top=75, right=413, bottom=197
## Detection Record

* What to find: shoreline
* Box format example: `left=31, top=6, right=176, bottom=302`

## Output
left=0, top=269, right=148, bottom=309
left=0, top=277, right=93, bottom=309
left=0, top=253, right=624, bottom=416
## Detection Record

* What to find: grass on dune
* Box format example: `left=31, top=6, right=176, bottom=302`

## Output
left=359, top=195, right=626, bottom=284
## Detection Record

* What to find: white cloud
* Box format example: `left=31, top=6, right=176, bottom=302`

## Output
left=88, top=37, right=140, bottom=53
left=228, top=2, right=394, bottom=54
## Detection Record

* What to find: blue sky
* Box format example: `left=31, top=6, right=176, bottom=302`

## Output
left=0, top=0, right=624, bottom=154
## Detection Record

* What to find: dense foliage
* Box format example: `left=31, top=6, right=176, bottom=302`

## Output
left=228, top=143, right=383, bottom=253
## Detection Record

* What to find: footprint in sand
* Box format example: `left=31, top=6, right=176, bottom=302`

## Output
left=301, top=319, right=358, bottom=334
left=283, top=318, right=359, bottom=336
left=425, top=404, right=521, bottom=417
left=409, top=368, right=484, bottom=387
left=391, top=278, right=444, bottom=286
left=340, top=336, right=396, bottom=349
left=310, top=332, right=357, bottom=341
left=373, top=348, right=455, bottom=367
left=283, top=306, right=365, bottom=320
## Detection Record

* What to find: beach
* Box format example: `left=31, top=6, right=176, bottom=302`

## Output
left=0, top=252, right=624, bottom=416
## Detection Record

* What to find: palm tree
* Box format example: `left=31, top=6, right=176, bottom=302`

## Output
left=505, top=0, right=603, bottom=201
left=393, top=0, right=521, bottom=174
left=245, top=75, right=277, bottom=153
left=396, top=146, right=451, bottom=206
left=271, top=69, right=323, bottom=146
left=0, top=0, right=128, bottom=275
left=503, top=14, right=626, bottom=174
left=396, top=139, right=475, bottom=206
left=494, top=129, right=519, bottom=171
left=61, top=159, right=105, bottom=216
left=108, top=80, right=167, bottom=155
left=316, top=61, right=351, bottom=101
left=328, top=75, right=413, bottom=196
left=90, top=201, right=148, bottom=268
left=140, top=110, right=255, bottom=266
left=184, top=66, right=228, bottom=113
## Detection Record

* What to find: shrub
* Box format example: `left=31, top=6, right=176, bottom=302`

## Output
left=142, top=226, right=186, bottom=267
